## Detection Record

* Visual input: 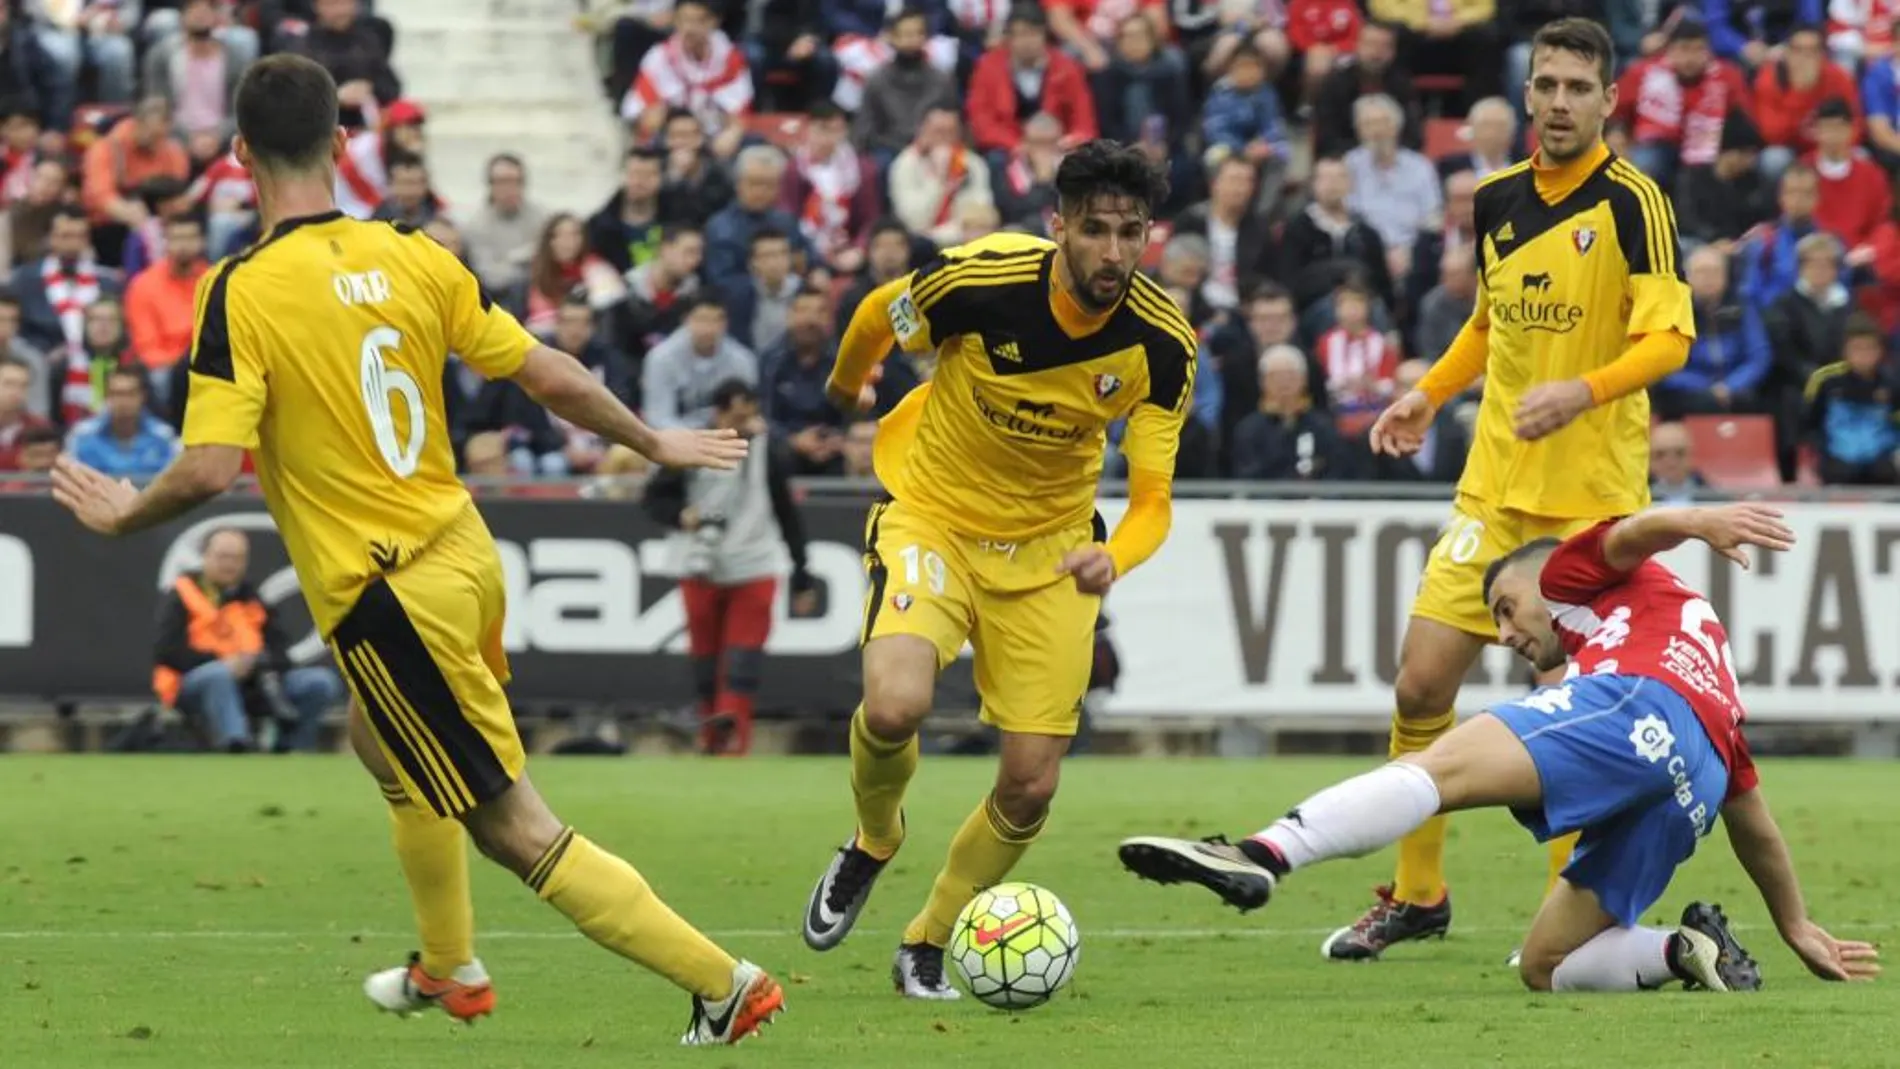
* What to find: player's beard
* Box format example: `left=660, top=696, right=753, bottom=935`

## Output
left=1065, top=248, right=1130, bottom=313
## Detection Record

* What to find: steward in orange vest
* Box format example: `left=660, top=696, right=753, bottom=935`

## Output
left=152, top=571, right=288, bottom=709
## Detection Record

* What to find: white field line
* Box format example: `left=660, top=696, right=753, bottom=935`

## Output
left=0, top=922, right=1894, bottom=941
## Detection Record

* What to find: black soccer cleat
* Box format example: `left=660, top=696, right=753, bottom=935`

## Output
left=1670, top=902, right=1763, bottom=992
left=1321, top=885, right=1452, bottom=961
left=802, top=831, right=895, bottom=951
left=1117, top=834, right=1277, bottom=912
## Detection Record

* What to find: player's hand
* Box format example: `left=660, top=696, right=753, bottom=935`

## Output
left=50, top=454, right=136, bottom=536
left=1057, top=545, right=1118, bottom=596
left=1694, top=503, right=1797, bottom=569
left=827, top=365, right=882, bottom=414
left=1513, top=379, right=1594, bottom=441
left=646, top=428, right=749, bottom=471
left=1369, top=389, right=1437, bottom=456
left=1781, top=919, right=1881, bottom=982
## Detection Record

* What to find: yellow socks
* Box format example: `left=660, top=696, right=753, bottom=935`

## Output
left=1546, top=831, right=1580, bottom=893
left=527, top=827, right=737, bottom=1000
left=1388, top=708, right=1456, bottom=905
left=850, top=705, right=917, bottom=859
left=902, top=793, right=1046, bottom=947
left=384, top=784, right=474, bottom=979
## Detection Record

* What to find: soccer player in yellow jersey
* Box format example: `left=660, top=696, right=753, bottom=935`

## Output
left=1314, top=17, right=1697, bottom=961
left=48, top=56, right=786, bottom=1046
left=799, top=142, right=1196, bottom=997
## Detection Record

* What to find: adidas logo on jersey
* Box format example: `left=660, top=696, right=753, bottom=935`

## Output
left=1495, top=222, right=1515, bottom=243
left=991, top=340, right=1021, bottom=362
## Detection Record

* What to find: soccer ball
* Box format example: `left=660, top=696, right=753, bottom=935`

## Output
left=947, top=881, right=1080, bottom=1010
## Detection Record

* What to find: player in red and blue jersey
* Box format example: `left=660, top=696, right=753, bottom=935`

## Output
left=1118, top=505, right=1882, bottom=992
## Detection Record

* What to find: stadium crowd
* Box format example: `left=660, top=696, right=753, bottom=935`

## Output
left=0, top=0, right=1896, bottom=491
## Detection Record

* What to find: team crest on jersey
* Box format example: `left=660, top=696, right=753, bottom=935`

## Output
left=1572, top=225, right=1597, bottom=255
left=1094, top=373, right=1123, bottom=400
left=891, top=592, right=913, bottom=613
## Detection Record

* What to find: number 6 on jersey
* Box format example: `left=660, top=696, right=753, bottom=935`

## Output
left=360, top=326, right=424, bottom=477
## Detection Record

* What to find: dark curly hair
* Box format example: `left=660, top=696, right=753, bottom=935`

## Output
left=1053, top=139, right=1169, bottom=219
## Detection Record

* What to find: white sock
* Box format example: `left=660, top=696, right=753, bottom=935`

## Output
left=1550, top=927, right=1677, bottom=992
left=1251, top=762, right=1441, bottom=871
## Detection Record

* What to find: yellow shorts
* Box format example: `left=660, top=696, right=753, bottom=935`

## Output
left=1410, top=494, right=1602, bottom=640
left=861, top=498, right=1102, bottom=737
left=328, top=508, right=524, bottom=818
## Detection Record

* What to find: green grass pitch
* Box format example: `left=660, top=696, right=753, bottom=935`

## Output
left=1, top=756, right=1894, bottom=1068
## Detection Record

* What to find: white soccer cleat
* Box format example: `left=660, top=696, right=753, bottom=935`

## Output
left=364, top=952, right=496, bottom=1022
left=680, top=960, right=786, bottom=1046
left=892, top=942, right=962, bottom=1000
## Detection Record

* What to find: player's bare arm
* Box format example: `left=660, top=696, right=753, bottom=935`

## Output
left=1600, top=504, right=1798, bottom=572
left=510, top=344, right=747, bottom=470
left=52, top=444, right=245, bottom=536
left=1720, top=787, right=1881, bottom=982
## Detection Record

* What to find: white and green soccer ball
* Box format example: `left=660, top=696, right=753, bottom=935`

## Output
left=947, top=881, right=1080, bottom=1010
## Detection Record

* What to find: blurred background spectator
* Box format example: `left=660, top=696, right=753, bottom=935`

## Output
left=0, top=0, right=1892, bottom=506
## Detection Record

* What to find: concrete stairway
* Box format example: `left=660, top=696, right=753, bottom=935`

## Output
left=381, top=0, right=624, bottom=217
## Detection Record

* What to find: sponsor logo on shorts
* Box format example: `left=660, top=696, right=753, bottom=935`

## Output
left=1667, top=754, right=1712, bottom=836
left=1628, top=713, right=1675, bottom=763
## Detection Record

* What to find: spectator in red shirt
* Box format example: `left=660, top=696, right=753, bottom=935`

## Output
left=779, top=102, right=882, bottom=276
left=1612, top=17, right=1753, bottom=188
left=1755, top=24, right=1864, bottom=180
left=0, top=354, right=48, bottom=470
left=1045, top=0, right=1170, bottom=73
left=1316, top=280, right=1396, bottom=413
left=1285, top=0, right=1363, bottom=108
left=619, top=0, right=751, bottom=160
left=123, top=212, right=208, bottom=377
left=1807, top=98, right=1892, bottom=249
left=967, top=5, right=1099, bottom=156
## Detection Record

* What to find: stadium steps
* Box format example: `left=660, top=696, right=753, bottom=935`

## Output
left=382, top=0, right=622, bottom=216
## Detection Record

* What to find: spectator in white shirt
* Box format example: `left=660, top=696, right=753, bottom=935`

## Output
left=461, top=153, right=548, bottom=292
left=1345, top=93, right=1443, bottom=286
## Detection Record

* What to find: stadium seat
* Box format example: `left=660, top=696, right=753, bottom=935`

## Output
left=1682, top=415, right=1781, bottom=490
left=1335, top=409, right=1379, bottom=439
left=1795, top=444, right=1822, bottom=487
left=1140, top=221, right=1173, bottom=269
left=741, top=112, right=807, bottom=150
left=1424, top=117, right=1466, bottom=160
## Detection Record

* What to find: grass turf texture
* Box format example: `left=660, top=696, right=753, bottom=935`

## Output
left=1, top=756, right=1893, bottom=1069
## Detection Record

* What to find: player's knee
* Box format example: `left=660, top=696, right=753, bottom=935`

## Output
left=1393, top=664, right=1459, bottom=721
left=463, top=784, right=565, bottom=880
left=862, top=674, right=931, bottom=741
left=993, top=764, right=1059, bottom=826
left=1518, top=944, right=1561, bottom=991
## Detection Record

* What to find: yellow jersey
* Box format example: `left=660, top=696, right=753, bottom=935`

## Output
left=1463, top=148, right=1695, bottom=518
left=874, top=232, right=1196, bottom=541
left=181, top=210, right=540, bottom=635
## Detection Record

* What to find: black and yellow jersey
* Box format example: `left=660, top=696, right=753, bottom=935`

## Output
left=182, top=210, right=541, bottom=635
left=871, top=232, right=1196, bottom=541
left=1463, top=145, right=1695, bottom=518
